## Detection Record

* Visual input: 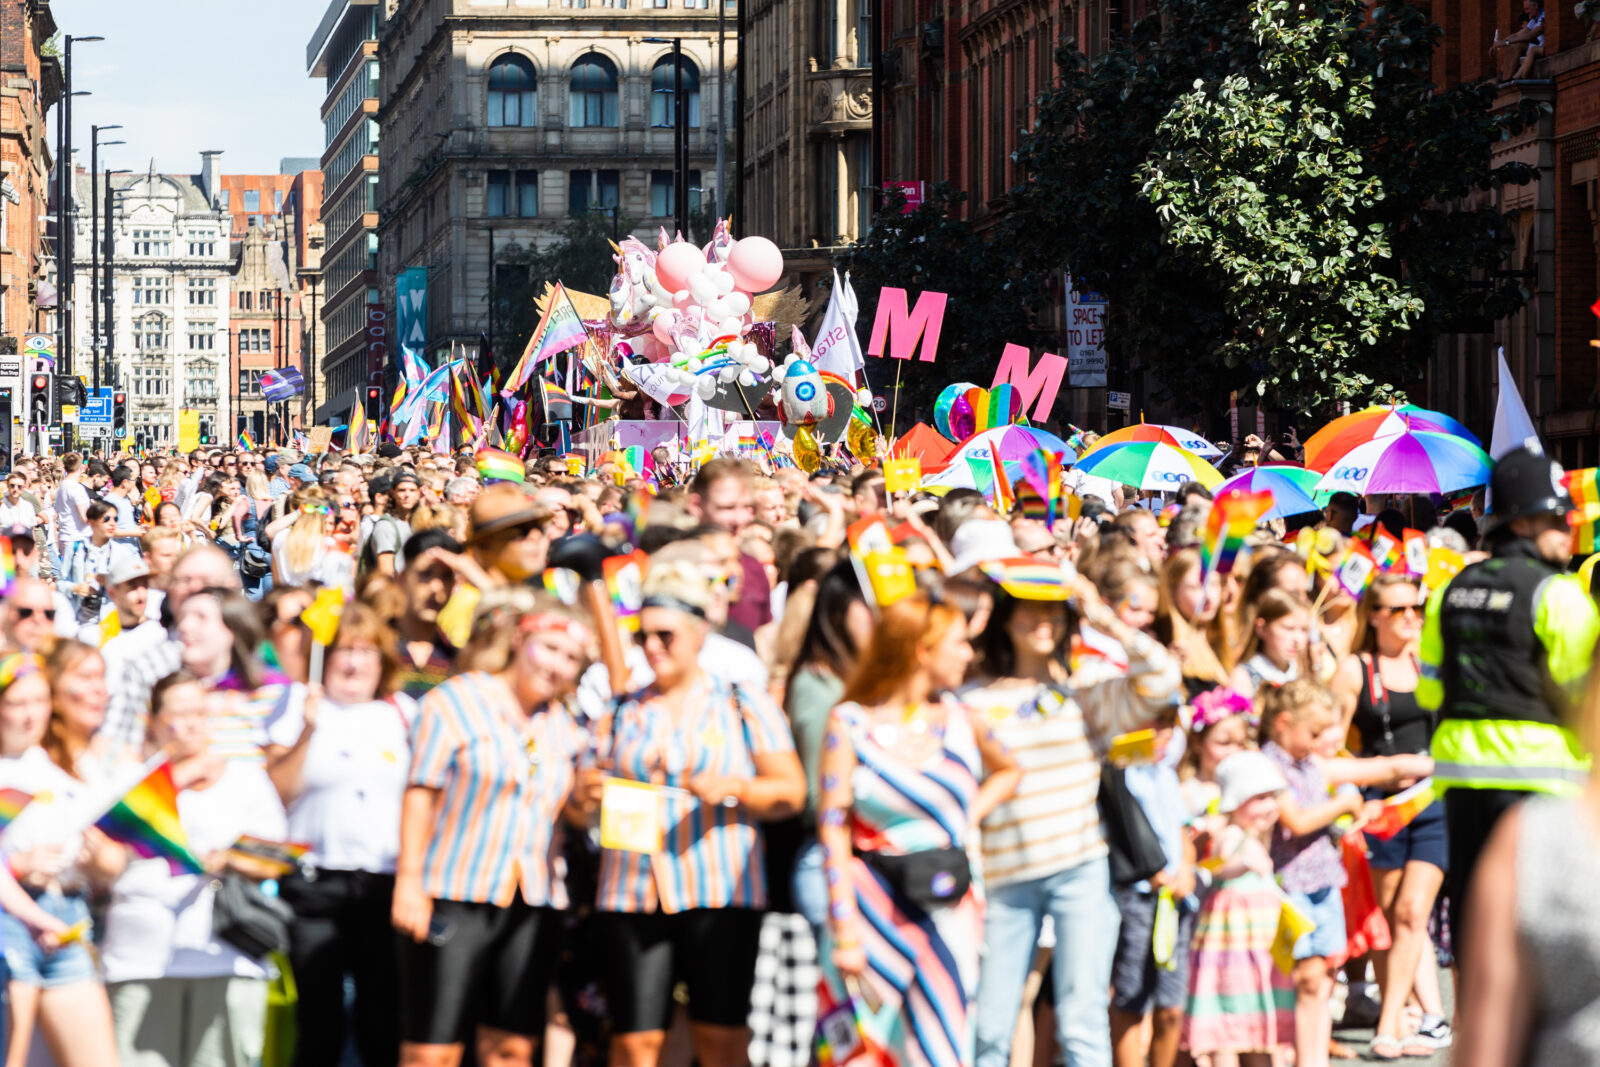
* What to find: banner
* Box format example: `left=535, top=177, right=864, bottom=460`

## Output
left=1065, top=276, right=1107, bottom=388
left=178, top=409, right=200, bottom=454
left=393, top=268, right=429, bottom=421
left=810, top=270, right=866, bottom=382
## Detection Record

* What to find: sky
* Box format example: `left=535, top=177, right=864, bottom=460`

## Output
left=50, top=0, right=330, bottom=177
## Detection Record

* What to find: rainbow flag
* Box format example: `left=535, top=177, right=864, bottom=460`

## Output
left=1335, top=542, right=1378, bottom=599
left=0, top=788, right=34, bottom=833
left=1199, top=489, right=1274, bottom=591
left=1565, top=467, right=1600, bottom=555
left=0, top=536, right=16, bottom=598
left=94, top=762, right=205, bottom=876
left=1014, top=478, right=1050, bottom=524
left=476, top=447, right=525, bottom=484
left=503, top=282, right=590, bottom=397
left=978, top=557, right=1071, bottom=600
left=1363, top=779, right=1436, bottom=841
left=237, top=431, right=255, bottom=452
left=1371, top=529, right=1403, bottom=573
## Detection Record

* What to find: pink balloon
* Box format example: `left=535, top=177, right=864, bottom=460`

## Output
left=725, top=236, right=784, bottom=293
left=652, top=313, right=677, bottom=344
left=655, top=241, right=707, bottom=294
left=672, top=290, right=692, bottom=310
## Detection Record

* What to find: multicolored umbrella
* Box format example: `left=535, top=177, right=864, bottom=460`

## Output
left=1214, top=465, right=1323, bottom=520
left=1303, top=405, right=1481, bottom=472
left=1313, top=430, right=1492, bottom=497
left=925, top=426, right=1073, bottom=492
left=1071, top=441, right=1224, bottom=491
left=1083, top=423, right=1223, bottom=458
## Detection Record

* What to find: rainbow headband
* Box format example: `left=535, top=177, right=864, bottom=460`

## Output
left=0, top=653, right=43, bottom=689
left=1189, top=687, right=1254, bottom=731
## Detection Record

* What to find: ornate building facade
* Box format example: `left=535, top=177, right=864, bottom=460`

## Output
left=374, top=0, right=735, bottom=359
left=0, top=0, right=60, bottom=345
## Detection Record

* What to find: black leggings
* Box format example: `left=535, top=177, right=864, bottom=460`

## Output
left=279, top=869, right=399, bottom=1067
left=601, top=907, right=765, bottom=1033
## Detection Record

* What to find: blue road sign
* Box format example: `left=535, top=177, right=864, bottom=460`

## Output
left=80, top=387, right=114, bottom=428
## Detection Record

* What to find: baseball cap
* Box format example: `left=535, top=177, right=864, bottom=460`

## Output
left=288, top=463, right=316, bottom=482
left=1216, top=751, right=1287, bottom=814
left=107, top=556, right=152, bottom=587
left=263, top=456, right=280, bottom=475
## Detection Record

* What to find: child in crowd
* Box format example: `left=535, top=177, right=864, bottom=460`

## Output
left=1183, top=750, right=1294, bottom=1066
left=1178, top=687, right=1255, bottom=835
left=1259, top=680, right=1382, bottom=1067
left=1230, top=589, right=1311, bottom=700
left=1110, top=707, right=1195, bottom=1067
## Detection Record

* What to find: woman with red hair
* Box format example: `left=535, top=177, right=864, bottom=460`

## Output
left=817, top=593, right=1021, bottom=1067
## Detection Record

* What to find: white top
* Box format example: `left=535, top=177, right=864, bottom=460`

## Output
left=99, top=761, right=287, bottom=983
left=0, top=499, right=36, bottom=530
left=575, top=632, right=769, bottom=725
left=1063, top=465, right=1122, bottom=508
left=53, top=478, right=91, bottom=547
left=264, top=686, right=416, bottom=873
left=0, top=747, right=130, bottom=893
left=271, top=528, right=354, bottom=590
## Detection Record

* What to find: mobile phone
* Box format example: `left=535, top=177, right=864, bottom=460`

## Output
left=425, top=915, right=456, bottom=947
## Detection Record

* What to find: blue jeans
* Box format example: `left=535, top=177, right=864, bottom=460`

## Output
left=974, top=856, right=1120, bottom=1067
left=790, top=836, right=828, bottom=938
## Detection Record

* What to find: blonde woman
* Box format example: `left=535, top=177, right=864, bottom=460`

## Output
left=270, top=490, right=344, bottom=587
left=1155, top=548, right=1231, bottom=697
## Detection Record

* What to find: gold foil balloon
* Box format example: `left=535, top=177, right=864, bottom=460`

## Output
left=793, top=426, right=821, bottom=473
left=847, top=417, right=877, bottom=462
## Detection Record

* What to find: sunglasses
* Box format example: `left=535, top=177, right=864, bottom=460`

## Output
left=12, top=606, right=55, bottom=622
left=632, top=628, right=677, bottom=649
left=338, top=500, right=357, bottom=510
left=1374, top=604, right=1420, bottom=618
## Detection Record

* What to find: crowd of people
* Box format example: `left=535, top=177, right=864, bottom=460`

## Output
left=0, top=435, right=1589, bottom=1067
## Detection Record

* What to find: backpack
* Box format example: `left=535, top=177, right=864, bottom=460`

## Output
left=358, top=514, right=404, bottom=577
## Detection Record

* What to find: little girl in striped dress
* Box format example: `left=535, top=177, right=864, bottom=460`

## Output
left=1183, top=750, right=1296, bottom=1067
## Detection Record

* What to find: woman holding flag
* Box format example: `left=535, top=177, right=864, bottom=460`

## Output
left=0, top=650, right=124, bottom=1067
left=99, top=668, right=289, bottom=1067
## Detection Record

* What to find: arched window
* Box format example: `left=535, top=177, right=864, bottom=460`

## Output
left=569, top=54, right=619, bottom=128
left=136, top=313, right=166, bottom=353
left=651, top=55, right=701, bottom=128
left=488, top=53, right=537, bottom=127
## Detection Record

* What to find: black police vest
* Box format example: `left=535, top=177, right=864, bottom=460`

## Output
left=1437, top=548, right=1562, bottom=727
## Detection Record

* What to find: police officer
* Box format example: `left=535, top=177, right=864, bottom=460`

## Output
left=1418, top=443, right=1599, bottom=970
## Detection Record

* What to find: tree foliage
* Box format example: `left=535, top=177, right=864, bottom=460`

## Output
left=493, top=211, right=634, bottom=374
left=1000, top=0, right=1544, bottom=417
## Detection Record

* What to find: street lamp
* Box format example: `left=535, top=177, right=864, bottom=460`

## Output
left=90, top=125, right=123, bottom=395
left=643, top=37, right=689, bottom=239
left=103, top=172, right=132, bottom=397
left=55, top=33, right=104, bottom=379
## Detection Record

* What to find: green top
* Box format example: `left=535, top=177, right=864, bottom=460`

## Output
left=786, top=666, right=845, bottom=825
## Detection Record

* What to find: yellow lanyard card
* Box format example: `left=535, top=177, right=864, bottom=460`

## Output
left=599, top=777, right=666, bottom=854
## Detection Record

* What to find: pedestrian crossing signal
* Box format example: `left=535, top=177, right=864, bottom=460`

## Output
left=113, top=391, right=128, bottom=439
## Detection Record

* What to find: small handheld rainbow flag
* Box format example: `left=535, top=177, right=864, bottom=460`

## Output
left=602, top=551, right=646, bottom=631
left=1199, top=489, right=1274, bottom=600
left=0, top=787, right=34, bottom=834
left=1371, top=529, right=1403, bottom=573
left=0, top=536, right=16, bottom=598
left=476, top=447, right=525, bottom=484
left=1564, top=467, right=1600, bottom=555
left=237, top=431, right=255, bottom=452
left=94, top=762, right=205, bottom=876
left=1335, top=542, right=1378, bottom=599
left=1363, top=779, right=1436, bottom=841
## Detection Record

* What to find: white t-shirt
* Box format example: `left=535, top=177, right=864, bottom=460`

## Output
left=271, top=528, right=353, bottom=589
left=1063, top=465, right=1121, bottom=509
left=0, top=498, right=37, bottom=530
left=575, top=632, right=769, bottom=725
left=53, top=478, right=91, bottom=547
left=99, top=761, right=287, bottom=983
left=0, top=747, right=131, bottom=893
left=264, top=686, right=415, bottom=873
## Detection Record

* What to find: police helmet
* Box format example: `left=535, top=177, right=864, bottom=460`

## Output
left=1486, top=443, right=1572, bottom=531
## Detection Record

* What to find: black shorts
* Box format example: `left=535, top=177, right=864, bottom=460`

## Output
left=601, top=907, right=765, bottom=1033
left=398, top=897, right=562, bottom=1045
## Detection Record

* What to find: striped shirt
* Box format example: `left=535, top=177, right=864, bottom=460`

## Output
left=962, top=629, right=1179, bottom=888
left=100, top=627, right=182, bottom=749
left=597, top=675, right=794, bottom=914
left=409, top=672, right=583, bottom=908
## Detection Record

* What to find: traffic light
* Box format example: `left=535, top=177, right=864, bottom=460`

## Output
left=364, top=386, right=382, bottom=423
left=199, top=418, right=212, bottom=446
left=28, top=375, right=50, bottom=427
left=112, top=391, right=128, bottom=440
left=0, top=388, right=12, bottom=460
left=54, top=376, right=84, bottom=415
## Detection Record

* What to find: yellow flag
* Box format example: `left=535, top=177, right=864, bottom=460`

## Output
left=1270, top=898, right=1316, bottom=975
left=1107, top=728, right=1157, bottom=767
left=861, top=548, right=918, bottom=607
left=884, top=457, right=921, bottom=493
left=565, top=456, right=584, bottom=477
left=300, top=586, right=346, bottom=646
left=599, top=777, right=665, bottom=854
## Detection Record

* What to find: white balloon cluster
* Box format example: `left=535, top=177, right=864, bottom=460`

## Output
left=607, top=221, right=786, bottom=403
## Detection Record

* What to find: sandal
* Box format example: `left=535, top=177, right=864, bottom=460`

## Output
left=1329, top=1038, right=1359, bottom=1060
left=1369, top=1034, right=1406, bottom=1061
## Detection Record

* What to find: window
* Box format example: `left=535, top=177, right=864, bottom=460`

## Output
left=649, top=170, right=702, bottom=217
left=517, top=170, right=538, bottom=217
left=238, top=328, right=271, bottom=353
left=132, top=276, right=170, bottom=305
left=187, top=329, right=217, bottom=351
left=244, top=189, right=261, bottom=212
left=239, top=291, right=253, bottom=311
left=135, top=315, right=166, bottom=353
left=187, top=363, right=218, bottom=399
left=488, top=54, right=537, bottom=128
left=569, top=55, right=619, bottom=128
left=487, top=170, right=539, bottom=217
left=218, top=190, right=229, bottom=211
left=239, top=369, right=264, bottom=396
left=487, top=171, right=510, bottom=217
left=133, top=363, right=170, bottom=396
left=188, top=278, right=217, bottom=305
left=651, top=56, right=701, bottom=128
left=187, top=241, right=215, bottom=257
left=569, top=170, right=620, bottom=214
left=274, top=190, right=284, bottom=212
left=130, top=229, right=170, bottom=256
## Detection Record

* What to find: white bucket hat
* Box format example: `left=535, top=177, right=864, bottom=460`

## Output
left=1216, top=750, right=1287, bottom=814
left=946, top=519, right=1020, bottom=576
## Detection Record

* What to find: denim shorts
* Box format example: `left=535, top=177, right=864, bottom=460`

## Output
left=1111, top=885, right=1195, bottom=1013
left=1287, top=885, right=1347, bottom=962
left=2, top=890, right=97, bottom=987
left=1363, top=796, right=1449, bottom=873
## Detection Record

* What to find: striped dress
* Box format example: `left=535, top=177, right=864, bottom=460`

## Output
left=818, top=699, right=982, bottom=1067
left=1182, top=865, right=1295, bottom=1054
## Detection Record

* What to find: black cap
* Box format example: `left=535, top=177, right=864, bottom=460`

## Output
left=1487, top=444, right=1572, bottom=531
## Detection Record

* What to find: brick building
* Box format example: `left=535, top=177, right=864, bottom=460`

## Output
left=0, top=0, right=60, bottom=346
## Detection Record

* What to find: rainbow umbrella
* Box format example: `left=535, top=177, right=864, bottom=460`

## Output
left=1082, top=423, right=1223, bottom=458
left=1071, top=441, right=1224, bottom=491
left=1214, top=465, right=1323, bottom=519
left=925, top=426, right=1073, bottom=492
left=1313, top=430, right=1492, bottom=497
left=1304, top=405, right=1480, bottom=472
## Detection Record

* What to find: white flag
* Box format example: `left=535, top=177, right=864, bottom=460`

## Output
left=1489, top=347, right=1539, bottom=460
left=809, top=270, right=866, bottom=381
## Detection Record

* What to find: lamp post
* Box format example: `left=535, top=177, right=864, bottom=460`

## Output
left=643, top=37, right=688, bottom=239
left=55, top=33, right=103, bottom=379
left=103, top=172, right=130, bottom=399
left=298, top=269, right=321, bottom=432
left=90, top=126, right=123, bottom=396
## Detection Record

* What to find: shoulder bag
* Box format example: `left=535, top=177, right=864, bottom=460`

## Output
left=212, top=872, right=293, bottom=960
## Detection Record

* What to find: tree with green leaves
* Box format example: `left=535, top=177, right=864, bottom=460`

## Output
left=492, top=210, right=634, bottom=375
left=1008, top=0, right=1541, bottom=418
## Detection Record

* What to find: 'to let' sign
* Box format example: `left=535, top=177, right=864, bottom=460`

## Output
left=867, top=288, right=948, bottom=363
